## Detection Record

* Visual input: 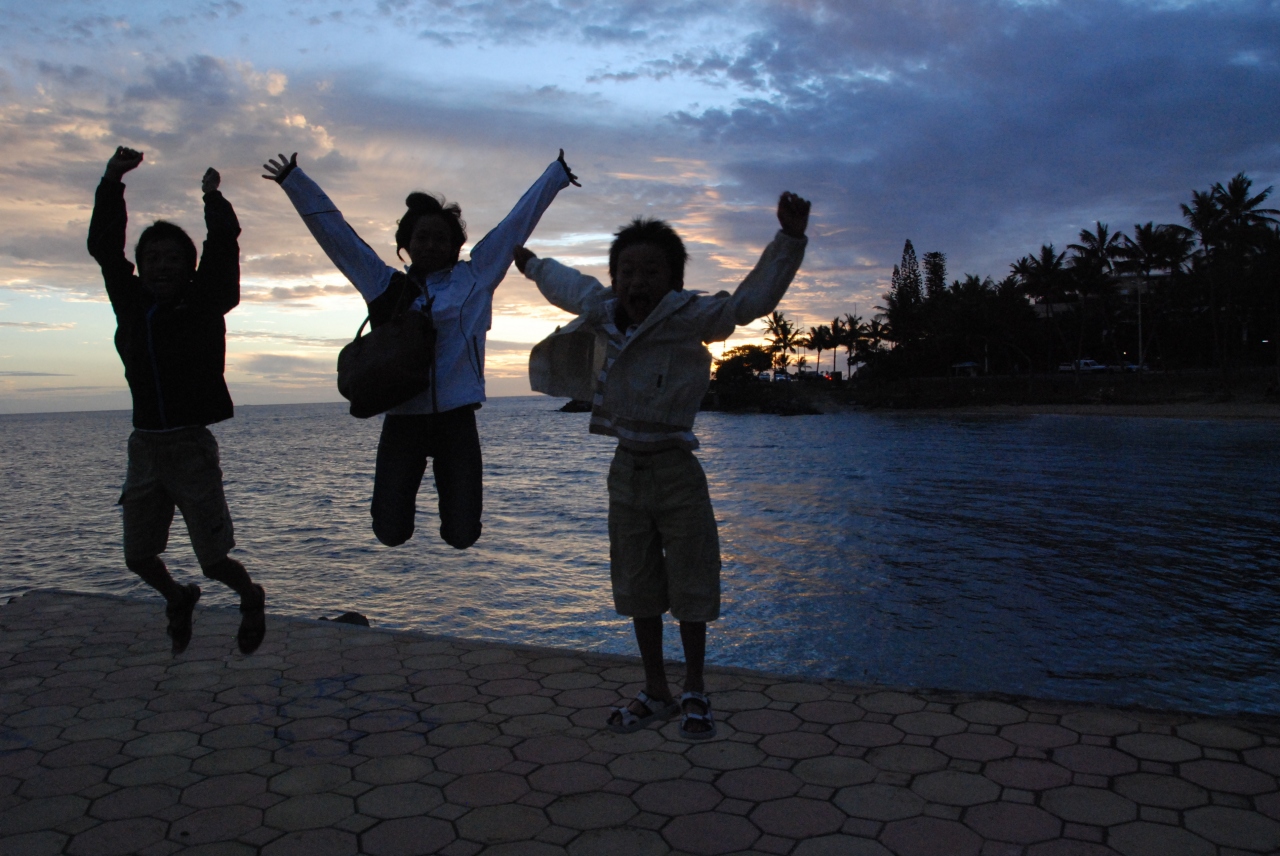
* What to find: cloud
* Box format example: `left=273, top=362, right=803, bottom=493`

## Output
left=228, top=330, right=348, bottom=347
left=0, top=321, right=77, bottom=331
left=0, top=371, right=72, bottom=376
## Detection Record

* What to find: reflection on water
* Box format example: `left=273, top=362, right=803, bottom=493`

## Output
left=2, top=399, right=1277, bottom=715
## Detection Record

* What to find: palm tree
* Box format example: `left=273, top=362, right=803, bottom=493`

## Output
left=841, top=313, right=866, bottom=375
left=1118, top=223, right=1194, bottom=368
left=1068, top=222, right=1126, bottom=277
left=803, top=324, right=833, bottom=374
left=764, top=311, right=800, bottom=373
left=829, top=317, right=846, bottom=373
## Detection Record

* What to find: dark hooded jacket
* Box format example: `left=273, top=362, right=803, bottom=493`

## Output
left=88, top=177, right=240, bottom=430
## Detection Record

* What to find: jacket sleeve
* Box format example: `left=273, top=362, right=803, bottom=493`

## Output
left=689, top=231, right=807, bottom=343
left=526, top=257, right=610, bottom=316
left=195, top=189, right=242, bottom=315
left=468, top=160, right=573, bottom=291
left=86, top=177, right=140, bottom=309
left=279, top=167, right=395, bottom=303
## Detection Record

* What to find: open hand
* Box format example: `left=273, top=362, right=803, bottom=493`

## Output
left=261, top=152, right=298, bottom=184
left=202, top=167, right=220, bottom=194
left=777, top=191, right=811, bottom=238
left=514, top=246, right=538, bottom=275
left=105, top=146, right=144, bottom=181
left=557, top=149, right=581, bottom=187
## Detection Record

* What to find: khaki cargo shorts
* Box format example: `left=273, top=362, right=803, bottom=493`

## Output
left=119, top=427, right=235, bottom=568
left=607, top=446, right=721, bottom=623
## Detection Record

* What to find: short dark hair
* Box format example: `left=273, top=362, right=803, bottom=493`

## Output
left=395, top=192, right=467, bottom=260
left=609, top=218, right=688, bottom=289
left=136, top=221, right=197, bottom=272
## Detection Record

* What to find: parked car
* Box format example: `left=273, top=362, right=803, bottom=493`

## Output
left=1058, top=359, right=1108, bottom=373
left=773, top=371, right=792, bottom=382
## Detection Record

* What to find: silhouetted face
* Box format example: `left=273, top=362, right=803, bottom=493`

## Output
left=137, top=239, right=191, bottom=301
left=408, top=214, right=462, bottom=275
left=613, top=243, right=675, bottom=325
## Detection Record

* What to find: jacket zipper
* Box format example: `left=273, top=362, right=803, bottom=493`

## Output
left=145, top=304, right=168, bottom=429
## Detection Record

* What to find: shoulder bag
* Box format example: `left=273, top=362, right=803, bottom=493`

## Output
left=336, top=279, right=438, bottom=418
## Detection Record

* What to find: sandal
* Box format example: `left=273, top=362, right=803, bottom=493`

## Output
left=237, top=584, right=266, bottom=655
left=679, top=691, right=716, bottom=740
left=165, top=583, right=201, bottom=654
left=607, top=690, right=678, bottom=734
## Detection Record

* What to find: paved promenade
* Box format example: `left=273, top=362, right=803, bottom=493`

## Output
left=1, top=589, right=1278, bottom=856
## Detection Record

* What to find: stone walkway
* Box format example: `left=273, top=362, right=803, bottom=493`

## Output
left=1, top=589, right=1278, bottom=856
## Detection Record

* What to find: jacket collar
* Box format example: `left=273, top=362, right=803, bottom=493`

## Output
left=621, top=289, right=698, bottom=341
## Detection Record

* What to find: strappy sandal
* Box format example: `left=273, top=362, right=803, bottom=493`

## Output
left=165, top=583, right=201, bottom=654
left=606, top=690, right=678, bottom=734
left=679, top=691, right=716, bottom=740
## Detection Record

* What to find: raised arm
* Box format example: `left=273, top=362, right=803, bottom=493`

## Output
left=517, top=248, right=610, bottom=317
left=693, top=191, right=810, bottom=343
left=87, top=147, right=144, bottom=298
left=468, top=150, right=576, bottom=289
left=265, top=153, right=395, bottom=303
left=194, top=168, right=241, bottom=315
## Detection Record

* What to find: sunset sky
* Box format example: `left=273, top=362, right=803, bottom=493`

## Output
left=1, top=0, right=1277, bottom=413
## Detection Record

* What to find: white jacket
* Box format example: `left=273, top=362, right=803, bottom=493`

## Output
left=527, top=230, right=806, bottom=431
left=281, top=161, right=572, bottom=414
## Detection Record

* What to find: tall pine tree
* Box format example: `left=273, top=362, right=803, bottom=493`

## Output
left=884, top=240, right=925, bottom=346
left=923, top=251, right=947, bottom=302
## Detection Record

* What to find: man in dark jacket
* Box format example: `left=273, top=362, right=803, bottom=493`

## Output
left=89, top=145, right=266, bottom=655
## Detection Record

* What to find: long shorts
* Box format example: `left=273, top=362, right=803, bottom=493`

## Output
left=119, top=427, right=235, bottom=567
left=607, top=446, right=721, bottom=623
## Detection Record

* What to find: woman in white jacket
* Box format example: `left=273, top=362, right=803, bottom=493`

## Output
left=263, top=150, right=577, bottom=549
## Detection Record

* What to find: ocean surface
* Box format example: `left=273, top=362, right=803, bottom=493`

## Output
left=2, top=397, right=1278, bottom=716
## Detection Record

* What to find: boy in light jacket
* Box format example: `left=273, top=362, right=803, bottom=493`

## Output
left=514, top=191, right=810, bottom=738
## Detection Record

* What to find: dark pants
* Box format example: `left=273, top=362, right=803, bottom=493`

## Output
left=372, top=407, right=483, bottom=549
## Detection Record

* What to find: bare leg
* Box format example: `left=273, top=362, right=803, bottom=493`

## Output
left=128, top=556, right=200, bottom=653
left=634, top=615, right=674, bottom=704
left=126, top=555, right=184, bottom=601
left=202, top=556, right=265, bottom=655
left=679, top=621, right=712, bottom=734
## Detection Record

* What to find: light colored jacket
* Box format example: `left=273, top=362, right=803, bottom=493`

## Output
left=527, top=230, right=806, bottom=430
left=281, top=161, right=571, bottom=414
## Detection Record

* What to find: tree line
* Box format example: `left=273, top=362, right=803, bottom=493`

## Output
left=716, top=173, right=1280, bottom=384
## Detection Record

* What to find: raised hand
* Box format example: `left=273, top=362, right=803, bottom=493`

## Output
left=557, top=149, right=581, bottom=187
left=105, top=146, right=144, bottom=181
left=514, top=246, right=538, bottom=275
left=202, top=167, right=220, bottom=194
left=261, top=152, right=298, bottom=184
left=777, top=191, right=811, bottom=238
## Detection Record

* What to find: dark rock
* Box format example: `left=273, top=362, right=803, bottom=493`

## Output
left=558, top=399, right=592, bottom=412
left=320, top=611, right=370, bottom=627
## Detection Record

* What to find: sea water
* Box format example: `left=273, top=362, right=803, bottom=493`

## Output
left=2, top=398, right=1277, bottom=715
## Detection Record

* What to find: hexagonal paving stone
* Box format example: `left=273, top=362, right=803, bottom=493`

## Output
left=1041, top=786, right=1136, bottom=826
left=444, top=771, right=529, bottom=807
left=567, top=827, right=666, bottom=856
left=264, top=792, right=355, bottom=831
left=1114, top=733, right=1199, bottom=763
left=528, top=762, right=612, bottom=795
left=0, top=795, right=89, bottom=835
left=269, top=764, right=351, bottom=796
left=182, top=773, right=267, bottom=808
left=1059, top=710, right=1138, bottom=737
left=608, top=750, right=690, bottom=782
left=793, top=756, right=877, bottom=789
left=985, top=758, right=1073, bottom=790
left=866, top=744, right=947, bottom=774
left=1053, top=744, right=1139, bottom=777
left=751, top=796, right=845, bottom=838
left=935, top=732, right=1014, bottom=761
left=684, top=741, right=766, bottom=771
left=514, top=735, right=590, bottom=765
left=354, top=756, right=434, bottom=786
left=793, top=700, right=864, bottom=724
left=67, top=817, right=168, bottom=856
left=1107, top=821, right=1214, bottom=856
left=357, top=783, right=444, bottom=819
left=662, top=810, right=760, bottom=855
left=881, top=816, right=982, bottom=856
left=793, top=834, right=893, bottom=856
left=435, top=744, right=513, bottom=774
left=1001, top=723, right=1078, bottom=749
left=633, top=779, right=722, bottom=815
left=1179, top=758, right=1275, bottom=795
left=1113, top=773, right=1207, bottom=810
left=954, top=701, right=1028, bottom=725
left=169, top=805, right=262, bottom=845
left=89, top=784, right=179, bottom=819
left=834, top=783, right=925, bottom=821
left=894, top=711, right=966, bottom=737
left=965, top=802, right=1061, bottom=843
left=1176, top=721, right=1260, bottom=750
left=911, top=770, right=999, bottom=806
left=729, top=709, right=801, bottom=735
left=547, top=792, right=638, bottom=830
left=828, top=722, right=904, bottom=747
left=261, top=828, right=358, bottom=856
left=1184, top=804, right=1280, bottom=849
left=457, top=804, right=549, bottom=843
left=716, top=766, right=802, bottom=801
left=859, top=692, right=925, bottom=714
